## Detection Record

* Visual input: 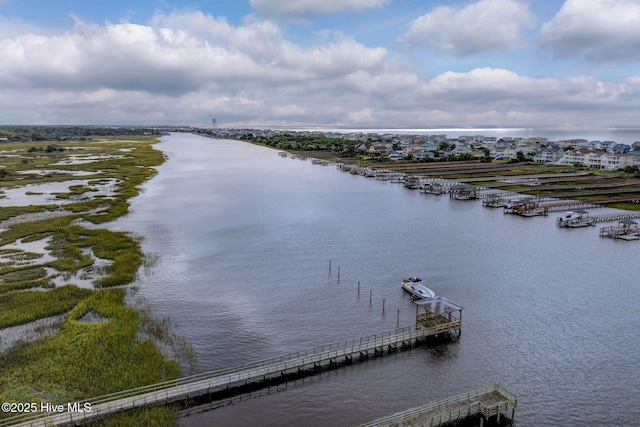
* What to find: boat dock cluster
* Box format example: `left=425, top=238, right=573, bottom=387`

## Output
left=279, top=151, right=640, bottom=242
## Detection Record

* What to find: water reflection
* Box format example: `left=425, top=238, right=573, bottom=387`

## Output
left=110, top=133, right=640, bottom=427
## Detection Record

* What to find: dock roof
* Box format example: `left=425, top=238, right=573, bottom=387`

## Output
left=619, top=219, right=638, bottom=225
left=414, top=296, right=464, bottom=314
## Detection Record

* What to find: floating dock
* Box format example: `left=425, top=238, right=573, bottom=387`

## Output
left=358, top=383, right=517, bottom=427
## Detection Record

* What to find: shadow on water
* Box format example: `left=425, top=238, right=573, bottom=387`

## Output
left=111, top=134, right=640, bottom=427
left=178, top=335, right=460, bottom=420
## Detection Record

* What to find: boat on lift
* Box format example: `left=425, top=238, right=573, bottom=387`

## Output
left=556, top=210, right=596, bottom=228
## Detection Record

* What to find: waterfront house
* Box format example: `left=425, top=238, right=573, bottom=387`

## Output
left=355, top=143, right=370, bottom=154
left=556, top=139, right=588, bottom=149
left=491, top=146, right=508, bottom=160
left=557, top=149, right=589, bottom=166
left=610, top=143, right=631, bottom=154
left=533, top=145, right=563, bottom=163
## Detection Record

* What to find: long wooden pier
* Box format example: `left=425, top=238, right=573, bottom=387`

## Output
left=1, top=319, right=462, bottom=427
left=358, top=383, right=517, bottom=427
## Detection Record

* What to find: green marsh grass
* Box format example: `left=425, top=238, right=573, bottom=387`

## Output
left=0, top=288, right=180, bottom=409
left=0, top=277, right=52, bottom=293
left=0, top=266, right=47, bottom=284
left=0, top=136, right=186, bottom=425
left=0, top=284, right=92, bottom=328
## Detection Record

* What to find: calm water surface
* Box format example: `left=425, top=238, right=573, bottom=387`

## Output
left=111, top=133, right=640, bottom=426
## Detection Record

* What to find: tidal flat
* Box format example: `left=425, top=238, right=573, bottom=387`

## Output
left=0, top=135, right=187, bottom=426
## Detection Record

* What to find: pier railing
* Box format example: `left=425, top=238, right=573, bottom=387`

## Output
left=358, top=383, right=517, bottom=427
left=1, top=324, right=454, bottom=427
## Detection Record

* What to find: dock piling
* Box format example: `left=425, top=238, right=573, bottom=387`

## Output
left=3, top=316, right=467, bottom=427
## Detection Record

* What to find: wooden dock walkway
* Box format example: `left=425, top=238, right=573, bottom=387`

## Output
left=1, top=321, right=462, bottom=427
left=358, top=383, right=517, bottom=427
left=542, top=196, right=640, bottom=212
left=504, top=197, right=640, bottom=217
left=591, top=211, right=640, bottom=224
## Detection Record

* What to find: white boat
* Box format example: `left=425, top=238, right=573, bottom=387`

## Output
left=556, top=210, right=596, bottom=227
left=402, top=277, right=436, bottom=300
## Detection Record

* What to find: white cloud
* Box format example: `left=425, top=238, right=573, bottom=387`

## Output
left=0, top=11, right=399, bottom=125
left=539, top=0, right=640, bottom=62
left=249, top=0, right=389, bottom=18
left=421, top=67, right=633, bottom=107
left=2, top=10, right=640, bottom=128
left=414, top=68, right=640, bottom=127
left=399, top=0, right=535, bottom=54
left=0, top=12, right=387, bottom=97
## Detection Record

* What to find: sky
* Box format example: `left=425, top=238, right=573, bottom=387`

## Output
left=1, top=0, right=640, bottom=129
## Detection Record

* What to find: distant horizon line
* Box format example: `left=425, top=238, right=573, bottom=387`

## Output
left=3, top=124, right=640, bottom=131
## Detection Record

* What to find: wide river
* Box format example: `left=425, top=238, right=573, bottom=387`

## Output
left=111, top=133, right=640, bottom=426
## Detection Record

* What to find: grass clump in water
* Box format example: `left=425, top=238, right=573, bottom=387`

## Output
left=0, top=135, right=188, bottom=426
left=0, top=284, right=92, bottom=328
left=0, top=288, right=180, bottom=409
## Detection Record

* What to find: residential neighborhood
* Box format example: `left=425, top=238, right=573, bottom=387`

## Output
left=195, top=127, right=640, bottom=171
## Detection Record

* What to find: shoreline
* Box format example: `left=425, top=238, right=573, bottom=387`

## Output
left=0, top=134, right=189, bottom=426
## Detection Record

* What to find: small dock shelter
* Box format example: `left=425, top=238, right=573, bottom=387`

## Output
left=449, top=184, right=479, bottom=200
left=600, top=219, right=640, bottom=240
left=482, top=194, right=508, bottom=208
left=503, top=198, right=548, bottom=216
left=414, top=297, right=464, bottom=338
left=404, top=175, right=420, bottom=189
left=422, top=182, right=445, bottom=195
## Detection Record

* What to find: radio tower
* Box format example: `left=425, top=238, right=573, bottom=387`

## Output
left=212, top=118, right=217, bottom=130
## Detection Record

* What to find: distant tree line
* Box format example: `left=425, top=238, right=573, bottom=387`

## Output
left=241, top=133, right=359, bottom=156
left=0, top=126, right=162, bottom=142
left=239, top=134, right=496, bottom=163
